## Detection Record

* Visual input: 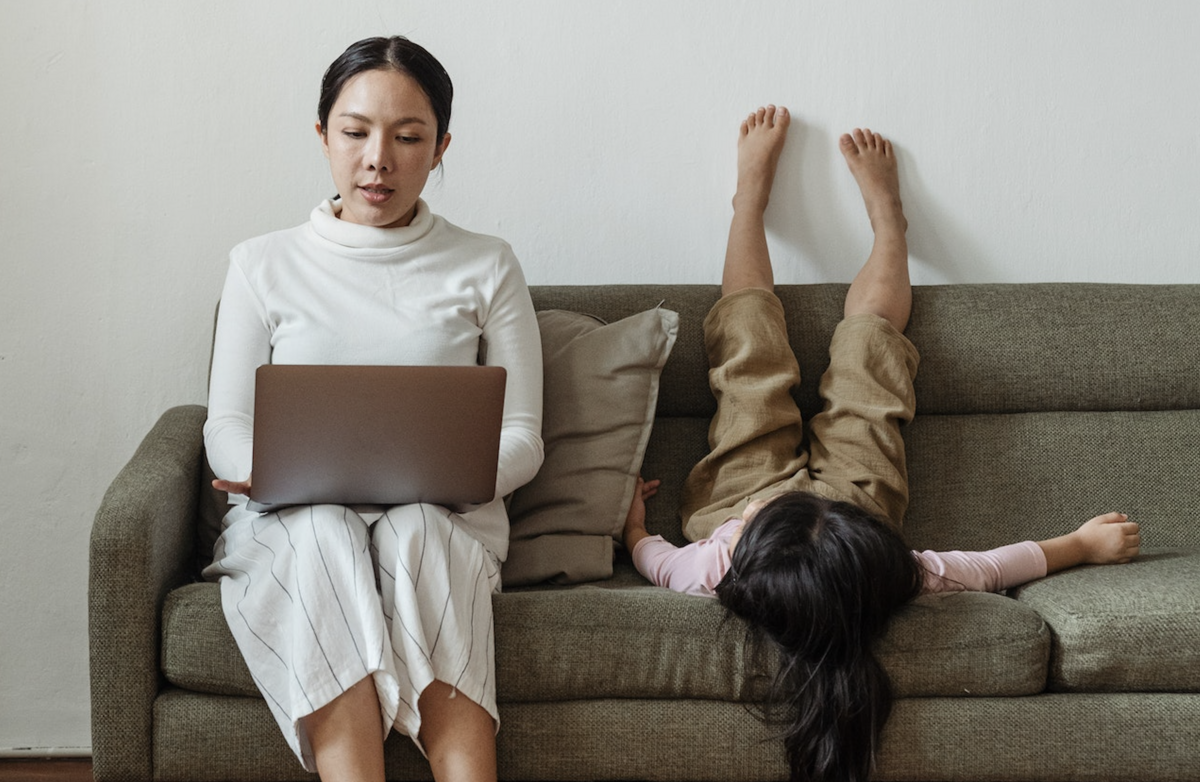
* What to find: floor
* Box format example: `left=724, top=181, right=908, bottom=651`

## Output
left=0, top=759, right=93, bottom=781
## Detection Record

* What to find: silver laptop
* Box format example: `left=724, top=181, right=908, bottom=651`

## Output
left=246, top=364, right=506, bottom=513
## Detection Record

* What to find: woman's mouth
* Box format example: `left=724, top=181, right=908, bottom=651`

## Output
left=359, top=184, right=395, bottom=204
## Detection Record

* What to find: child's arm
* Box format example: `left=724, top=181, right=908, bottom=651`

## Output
left=919, top=513, right=1140, bottom=594
left=1037, top=512, right=1140, bottom=574
left=622, top=478, right=734, bottom=597
left=622, top=477, right=660, bottom=551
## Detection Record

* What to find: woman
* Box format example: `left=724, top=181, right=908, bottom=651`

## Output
left=203, top=36, right=542, bottom=782
left=623, top=106, right=1140, bottom=782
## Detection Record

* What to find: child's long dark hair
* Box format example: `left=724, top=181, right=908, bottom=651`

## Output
left=715, top=491, right=923, bottom=782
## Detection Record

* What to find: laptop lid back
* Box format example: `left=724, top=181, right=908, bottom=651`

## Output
left=248, top=364, right=506, bottom=512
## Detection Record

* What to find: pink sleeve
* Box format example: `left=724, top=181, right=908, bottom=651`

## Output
left=631, top=535, right=727, bottom=598
left=916, top=541, right=1047, bottom=594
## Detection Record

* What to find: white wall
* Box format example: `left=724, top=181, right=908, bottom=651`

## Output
left=2, top=0, right=1198, bottom=753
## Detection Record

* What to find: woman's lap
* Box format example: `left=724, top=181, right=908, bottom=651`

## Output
left=371, top=504, right=502, bottom=746
left=205, top=501, right=500, bottom=769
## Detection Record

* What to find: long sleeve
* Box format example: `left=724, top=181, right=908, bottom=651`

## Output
left=630, top=519, right=741, bottom=597
left=479, top=247, right=543, bottom=499
left=917, top=541, right=1047, bottom=594
left=203, top=258, right=272, bottom=486
left=632, top=526, right=1047, bottom=599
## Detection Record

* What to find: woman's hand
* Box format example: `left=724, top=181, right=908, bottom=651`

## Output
left=212, top=476, right=252, bottom=496
left=1038, top=512, right=1140, bottom=574
left=622, top=477, right=660, bottom=549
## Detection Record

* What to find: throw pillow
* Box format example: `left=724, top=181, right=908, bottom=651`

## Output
left=503, top=306, right=679, bottom=587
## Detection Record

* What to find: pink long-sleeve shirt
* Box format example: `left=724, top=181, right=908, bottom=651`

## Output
left=632, top=518, right=1047, bottom=598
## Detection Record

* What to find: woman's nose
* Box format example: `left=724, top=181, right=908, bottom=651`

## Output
left=364, top=137, right=392, bottom=171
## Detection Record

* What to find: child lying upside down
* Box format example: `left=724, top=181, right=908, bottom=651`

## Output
left=621, top=104, right=1140, bottom=782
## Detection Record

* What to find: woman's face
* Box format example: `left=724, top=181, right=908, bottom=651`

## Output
left=317, top=68, right=450, bottom=229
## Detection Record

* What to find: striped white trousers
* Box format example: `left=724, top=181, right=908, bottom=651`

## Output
left=204, top=501, right=501, bottom=771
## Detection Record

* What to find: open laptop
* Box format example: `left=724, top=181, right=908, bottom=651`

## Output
left=246, top=364, right=507, bottom=513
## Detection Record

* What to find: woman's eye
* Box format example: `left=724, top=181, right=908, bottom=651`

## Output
left=399, top=135, right=421, bottom=143
left=342, top=130, right=366, bottom=139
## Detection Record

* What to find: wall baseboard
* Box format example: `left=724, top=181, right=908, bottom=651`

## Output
left=0, top=748, right=91, bottom=759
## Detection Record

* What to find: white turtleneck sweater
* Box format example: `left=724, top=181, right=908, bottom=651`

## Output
left=204, top=198, right=544, bottom=559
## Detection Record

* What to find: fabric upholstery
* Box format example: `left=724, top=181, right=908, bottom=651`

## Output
left=529, top=284, right=1200, bottom=418
left=877, top=693, right=1200, bottom=782
left=1014, top=547, right=1200, bottom=692
left=89, top=404, right=206, bottom=782
left=150, top=690, right=1200, bottom=782
left=162, top=569, right=1048, bottom=702
left=904, top=411, right=1200, bottom=551
left=878, top=591, right=1049, bottom=697
left=903, top=284, right=1200, bottom=415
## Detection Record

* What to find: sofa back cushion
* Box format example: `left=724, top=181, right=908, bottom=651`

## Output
left=196, top=283, right=1200, bottom=570
left=530, top=283, right=1200, bottom=553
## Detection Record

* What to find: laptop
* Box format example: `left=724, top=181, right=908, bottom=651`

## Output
left=246, top=364, right=507, bottom=513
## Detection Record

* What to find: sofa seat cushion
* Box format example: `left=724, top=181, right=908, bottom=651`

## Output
left=1013, top=547, right=1200, bottom=693
left=162, top=563, right=1048, bottom=702
left=160, top=578, right=762, bottom=702
left=880, top=591, right=1050, bottom=697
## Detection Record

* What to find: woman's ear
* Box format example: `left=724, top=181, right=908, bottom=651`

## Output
left=316, top=122, right=330, bottom=158
left=431, top=132, right=452, bottom=170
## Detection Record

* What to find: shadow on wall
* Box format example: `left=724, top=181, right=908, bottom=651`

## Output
left=900, top=145, right=1003, bottom=284
left=759, top=120, right=1001, bottom=284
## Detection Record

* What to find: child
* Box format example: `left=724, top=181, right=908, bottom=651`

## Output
left=623, top=106, right=1141, bottom=782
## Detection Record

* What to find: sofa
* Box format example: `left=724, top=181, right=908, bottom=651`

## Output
left=90, top=283, right=1200, bottom=782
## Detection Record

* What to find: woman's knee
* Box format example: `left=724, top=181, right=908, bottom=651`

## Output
left=371, top=503, right=454, bottom=561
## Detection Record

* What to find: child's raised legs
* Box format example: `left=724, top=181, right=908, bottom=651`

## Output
left=839, top=128, right=911, bottom=332
left=722, top=105, right=790, bottom=296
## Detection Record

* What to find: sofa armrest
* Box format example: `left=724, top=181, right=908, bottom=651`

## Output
left=89, top=404, right=207, bottom=782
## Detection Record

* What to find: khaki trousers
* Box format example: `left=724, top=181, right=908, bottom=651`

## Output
left=680, top=288, right=920, bottom=542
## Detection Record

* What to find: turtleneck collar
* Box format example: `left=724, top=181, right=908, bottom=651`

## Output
left=310, top=197, right=436, bottom=250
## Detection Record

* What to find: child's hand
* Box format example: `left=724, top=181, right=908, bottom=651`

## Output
left=1038, top=512, right=1140, bottom=574
left=622, top=477, right=660, bottom=549
left=1074, top=512, right=1140, bottom=564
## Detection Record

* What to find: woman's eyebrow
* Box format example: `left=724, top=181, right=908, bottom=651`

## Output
left=338, top=111, right=429, bottom=126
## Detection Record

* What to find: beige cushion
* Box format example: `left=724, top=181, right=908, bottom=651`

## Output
left=503, top=307, right=679, bottom=586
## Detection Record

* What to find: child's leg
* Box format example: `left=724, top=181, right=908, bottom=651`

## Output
left=682, top=108, right=807, bottom=541
left=804, top=316, right=918, bottom=528
left=682, top=291, right=809, bottom=541
left=804, top=130, right=917, bottom=528
left=839, top=128, right=911, bottom=330
left=722, top=106, right=790, bottom=296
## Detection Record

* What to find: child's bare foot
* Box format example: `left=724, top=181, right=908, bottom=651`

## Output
left=839, top=128, right=907, bottom=235
left=733, top=105, right=790, bottom=214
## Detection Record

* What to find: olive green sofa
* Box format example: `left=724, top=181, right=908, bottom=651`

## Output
left=90, top=284, right=1200, bottom=781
